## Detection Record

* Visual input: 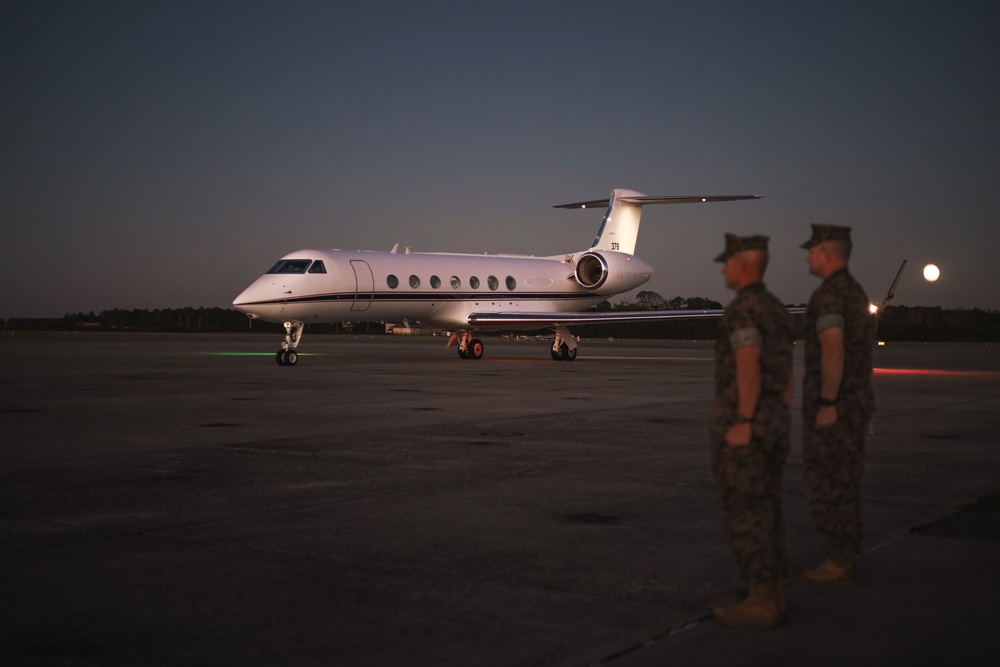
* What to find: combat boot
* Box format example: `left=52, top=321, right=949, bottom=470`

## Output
left=799, top=558, right=858, bottom=587
left=713, top=583, right=784, bottom=628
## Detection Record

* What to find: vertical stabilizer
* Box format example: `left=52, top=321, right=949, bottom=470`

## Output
left=591, top=189, right=645, bottom=255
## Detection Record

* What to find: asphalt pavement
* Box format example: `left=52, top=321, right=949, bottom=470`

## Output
left=2, top=333, right=998, bottom=665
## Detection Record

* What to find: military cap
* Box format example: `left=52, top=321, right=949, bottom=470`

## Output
left=800, top=224, right=852, bottom=249
left=714, top=233, right=770, bottom=262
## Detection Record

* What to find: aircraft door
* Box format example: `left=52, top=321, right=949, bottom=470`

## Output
left=350, top=260, right=374, bottom=312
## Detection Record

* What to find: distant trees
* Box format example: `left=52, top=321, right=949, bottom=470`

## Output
left=876, top=305, right=1000, bottom=342
left=2, top=307, right=379, bottom=335
left=613, top=290, right=724, bottom=312
left=582, top=292, right=1000, bottom=342
left=2, top=295, right=998, bottom=341
left=576, top=291, right=725, bottom=339
left=5, top=307, right=269, bottom=333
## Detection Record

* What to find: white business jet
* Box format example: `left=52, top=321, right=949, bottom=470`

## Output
left=232, top=188, right=758, bottom=365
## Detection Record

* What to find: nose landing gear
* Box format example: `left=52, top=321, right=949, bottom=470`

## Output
left=276, top=321, right=304, bottom=366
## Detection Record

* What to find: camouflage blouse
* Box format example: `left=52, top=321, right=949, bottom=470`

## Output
left=713, top=282, right=793, bottom=437
left=803, top=268, right=876, bottom=417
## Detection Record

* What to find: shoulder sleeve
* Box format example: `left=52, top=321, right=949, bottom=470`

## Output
left=730, top=327, right=762, bottom=348
left=727, top=292, right=762, bottom=348
left=814, top=279, right=845, bottom=332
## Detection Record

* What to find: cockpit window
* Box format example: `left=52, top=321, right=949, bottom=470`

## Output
left=267, top=259, right=312, bottom=274
left=308, top=260, right=327, bottom=274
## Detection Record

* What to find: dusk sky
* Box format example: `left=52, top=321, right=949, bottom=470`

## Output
left=3, top=1, right=999, bottom=319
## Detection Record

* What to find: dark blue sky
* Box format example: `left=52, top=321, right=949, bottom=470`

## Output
left=3, top=0, right=998, bottom=318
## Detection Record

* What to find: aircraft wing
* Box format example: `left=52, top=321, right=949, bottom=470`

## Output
left=468, top=309, right=724, bottom=327
left=468, top=306, right=806, bottom=328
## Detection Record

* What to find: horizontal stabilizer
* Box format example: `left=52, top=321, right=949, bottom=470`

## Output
left=554, top=189, right=761, bottom=256
left=553, top=195, right=761, bottom=209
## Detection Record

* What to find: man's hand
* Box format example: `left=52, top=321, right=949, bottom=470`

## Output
left=816, top=404, right=838, bottom=429
left=726, top=422, right=752, bottom=447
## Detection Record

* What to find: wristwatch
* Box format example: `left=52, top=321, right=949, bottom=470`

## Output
left=819, top=397, right=837, bottom=407
left=734, top=414, right=753, bottom=424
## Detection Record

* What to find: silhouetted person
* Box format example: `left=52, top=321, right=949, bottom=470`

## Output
left=798, top=224, right=875, bottom=586
left=710, top=234, right=793, bottom=627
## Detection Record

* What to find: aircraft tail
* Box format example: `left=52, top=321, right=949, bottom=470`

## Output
left=554, top=189, right=761, bottom=255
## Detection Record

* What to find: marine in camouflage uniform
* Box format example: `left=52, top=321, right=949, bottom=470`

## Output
left=711, top=234, right=793, bottom=613
left=800, top=224, right=875, bottom=581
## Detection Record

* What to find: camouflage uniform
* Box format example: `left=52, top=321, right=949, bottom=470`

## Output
left=801, top=225, right=876, bottom=564
left=711, top=236, right=793, bottom=586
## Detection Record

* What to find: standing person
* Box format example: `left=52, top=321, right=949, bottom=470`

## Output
left=711, top=234, right=794, bottom=628
left=799, top=224, right=876, bottom=586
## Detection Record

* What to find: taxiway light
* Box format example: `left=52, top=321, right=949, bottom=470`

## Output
left=923, top=264, right=940, bottom=282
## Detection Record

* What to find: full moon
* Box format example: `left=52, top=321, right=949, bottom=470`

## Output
left=923, top=264, right=940, bottom=282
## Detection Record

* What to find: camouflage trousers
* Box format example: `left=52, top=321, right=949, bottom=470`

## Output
left=712, top=427, right=790, bottom=585
left=803, top=411, right=870, bottom=564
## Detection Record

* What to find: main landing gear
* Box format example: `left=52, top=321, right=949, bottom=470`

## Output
left=449, top=326, right=579, bottom=361
left=453, top=331, right=484, bottom=360
left=550, top=325, right=578, bottom=362
left=276, top=321, right=304, bottom=366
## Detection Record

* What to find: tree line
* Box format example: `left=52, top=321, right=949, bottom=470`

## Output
left=2, top=293, right=998, bottom=341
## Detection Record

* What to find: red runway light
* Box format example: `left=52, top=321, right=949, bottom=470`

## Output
left=874, top=368, right=1000, bottom=378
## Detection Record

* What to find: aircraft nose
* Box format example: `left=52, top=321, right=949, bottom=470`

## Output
left=232, top=284, right=257, bottom=311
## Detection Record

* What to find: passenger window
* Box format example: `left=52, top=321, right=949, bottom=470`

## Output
left=506, top=276, right=516, bottom=290
left=430, top=275, right=441, bottom=289
left=308, top=260, right=327, bottom=274
left=409, top=275, right=420, bottom=288
left=387, top=274, right=399, bottom=289
left=470, top=276, right=480, bottom=289
left=450, top=276, right=461, bottom=289
left=487, top=275, right=499, bottom=290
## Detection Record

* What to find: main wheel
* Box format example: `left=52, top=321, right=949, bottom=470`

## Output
left=467, top=338, right=484, bottom=360
left=276, top=350, right=288, bottom=366
left=551, top=343, right=578, bottom=361
left=285, top=349, right=298, bottom=366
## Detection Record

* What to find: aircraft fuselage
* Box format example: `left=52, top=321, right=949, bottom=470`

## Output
left=232, top=248, right=654, bottom=330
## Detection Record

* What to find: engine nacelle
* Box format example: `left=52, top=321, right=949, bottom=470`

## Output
left=575, top=252, right=609, bottom=289
left=573, top=251, right=652, bottom=293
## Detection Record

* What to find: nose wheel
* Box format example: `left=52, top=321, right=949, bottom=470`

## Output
left=276, top=349, right=298, bottom=366
left=276, top=321, right=304, bottom=366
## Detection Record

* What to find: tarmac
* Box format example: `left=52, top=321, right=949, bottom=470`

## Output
left=1, top=332, right=998, bottom=666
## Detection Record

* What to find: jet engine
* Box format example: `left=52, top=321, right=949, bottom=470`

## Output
left=574, top=252, right=610, bottom=289
left=573, top=251, right=652, bottom=293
